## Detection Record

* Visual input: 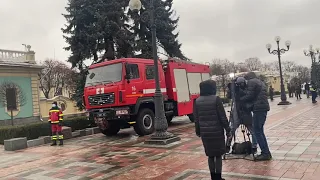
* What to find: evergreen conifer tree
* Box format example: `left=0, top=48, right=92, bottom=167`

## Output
left=130, top=0, right=186, bottom=59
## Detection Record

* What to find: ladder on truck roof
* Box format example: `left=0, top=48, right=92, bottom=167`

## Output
left=161, top=58, right=208, bottom=71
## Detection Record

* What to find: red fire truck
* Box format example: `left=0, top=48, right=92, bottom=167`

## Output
left=84, top=58, right=210, bottom=136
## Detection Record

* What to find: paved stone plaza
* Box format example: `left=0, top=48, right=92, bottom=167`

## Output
left=1, top=97, right=319, bottom=180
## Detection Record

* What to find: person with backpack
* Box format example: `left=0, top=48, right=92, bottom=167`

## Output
left=48, top=101, right=64, bottom=146
left=194, top=80, right=231, bottom=180
left=240, top=72, right=271, bottom=161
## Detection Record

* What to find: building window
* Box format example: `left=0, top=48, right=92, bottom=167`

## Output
left=146, top=65, right=155, bottom=80
left=60, top=103, right=66, bottom=111
left=127, top=64, right=140, bottom=79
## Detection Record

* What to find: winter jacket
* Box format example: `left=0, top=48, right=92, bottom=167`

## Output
left=194, top=80, right=231, bottom=157
left=240, top=72, right=270, bottom=112
left=305, top=83, right=310, bottom=91
left=295, top=85, right=301, bottom=93
left=49, top=106, right=63, bottom=123
left=269, top=87, right=274, bottom=96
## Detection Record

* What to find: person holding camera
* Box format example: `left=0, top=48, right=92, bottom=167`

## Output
left=235, top=77, right=258, bottom=151
left=240, top=72, right=271, bottom=161
left=194, top=80, right=231, bottom=180
left=226, top=77, right=258, bottom=155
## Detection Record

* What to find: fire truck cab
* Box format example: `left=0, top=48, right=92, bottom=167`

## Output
left=84, top=58, right=210, bottom=136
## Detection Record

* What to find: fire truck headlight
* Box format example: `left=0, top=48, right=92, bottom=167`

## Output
left=116, top=110, right=129, bottom=115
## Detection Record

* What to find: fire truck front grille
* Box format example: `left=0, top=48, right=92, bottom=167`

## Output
left=88, top=93, right=115, bottom=106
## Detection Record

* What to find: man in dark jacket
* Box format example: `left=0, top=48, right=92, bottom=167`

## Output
left=287, top=83, right=293, bottom=98
left=194, top=80, right=231, bottom=180
left=227, top=77, right=257, bottom=154
left=240, top=72, right=271, bottom=161
left=305, top=83, right=310, bottom=98
left=295, top=83, right=302, bottom=100
left=269, top=86, right=274, bottom=101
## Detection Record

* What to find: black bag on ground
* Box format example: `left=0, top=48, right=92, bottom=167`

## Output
left=231, top=141, right=252, bottom=155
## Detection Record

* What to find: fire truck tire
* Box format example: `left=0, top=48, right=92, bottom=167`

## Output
left=134, top=108, right=155, bottom=136
left=100, top=121, right=120, bottom=136
left=187, top=114, right=195, bottom=122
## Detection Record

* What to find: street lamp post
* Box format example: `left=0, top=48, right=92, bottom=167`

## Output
left=304, top=45, right=320, bottom=84
left=129, top=0, right=180, bottom=144
left=304, top=45, right=320, bottom=64
left=266, top=36, right=291, bottom=105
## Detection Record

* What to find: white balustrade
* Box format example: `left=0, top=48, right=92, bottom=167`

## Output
left=0, top=49, right=28, bottom=61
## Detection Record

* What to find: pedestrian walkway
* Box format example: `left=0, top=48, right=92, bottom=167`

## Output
left=1, top=97, right=319, bottom=180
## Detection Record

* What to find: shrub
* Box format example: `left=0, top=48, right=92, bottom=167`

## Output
left=0, top=116, right=94, bottom=144
left=274, top=91, right=281, bottom=95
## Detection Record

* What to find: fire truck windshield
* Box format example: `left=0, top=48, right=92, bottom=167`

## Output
left=85, top=63, right=122, bottom=87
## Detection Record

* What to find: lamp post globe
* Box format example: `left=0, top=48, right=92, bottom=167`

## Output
left=129, top=0, right=142, bottom=11
left=266, top=44, right=271, bottom=49
left=303, top=49, right=307, bottom=54
left=275, top=36, right=281, bottom=42
left=285, top=40, right=291, bottom=47
left=309, top=45, right=313, bottom=50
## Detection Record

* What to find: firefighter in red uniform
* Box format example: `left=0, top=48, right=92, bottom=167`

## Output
left=48, top=101, right=64, bottom=146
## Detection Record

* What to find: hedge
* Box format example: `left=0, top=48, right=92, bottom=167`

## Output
left=0, top=116, right=95, bottom=144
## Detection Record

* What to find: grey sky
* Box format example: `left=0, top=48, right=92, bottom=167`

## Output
left=1, top=0, right=319, bottom=67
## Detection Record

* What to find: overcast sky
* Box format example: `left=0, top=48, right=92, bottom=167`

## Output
left=1, top=0, right=319, bottom=67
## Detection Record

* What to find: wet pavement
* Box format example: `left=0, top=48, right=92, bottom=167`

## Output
left=1, top=97, right=320, bottom=180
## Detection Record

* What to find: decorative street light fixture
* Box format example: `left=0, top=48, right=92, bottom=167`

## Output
left=128, top=0, right=180, bottom=144
left=304, top=45, right=320, bottom=86
left=266, top=36, right=291, bottom=105
left=303, top=45, right=320, bottom=63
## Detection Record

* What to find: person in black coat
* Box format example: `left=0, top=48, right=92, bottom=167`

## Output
left=241, top=72, right=271, bottom=161
left=305, top=82, right=310, bottom=98
left=194, top=80, right=231, bottom=180
left=269, top=86, right=274, bottom=101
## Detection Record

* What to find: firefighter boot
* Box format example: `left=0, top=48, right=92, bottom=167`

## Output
left=51, top=140, right=57, bottom=146
left=59, top=139, right=63, bottom=146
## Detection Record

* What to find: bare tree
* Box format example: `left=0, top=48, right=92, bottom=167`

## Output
left=236, top=62, right=248, bottom=72
left=261, top=62, right=273, bottom=71
left=209, top=58, right=236, bottom=97
left=270, top=61, right=280, bottom=71
left=39, top=59, right=78, bottom=98
left=282, top=61, right=296, bottom=73
left=210, top=58, right=235, bottom=75
left=245, top=57, right=262, bottom=71
left=0, top=81, right=27, bottom=125
left=293, top=65, right=311, bottom=83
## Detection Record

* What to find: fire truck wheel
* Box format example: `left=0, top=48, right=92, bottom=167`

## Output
left=134, top=108, right=155, bottom=136
left=100, top=121, right=120, bottom=136
left=187, top=114, right=195, bottom=122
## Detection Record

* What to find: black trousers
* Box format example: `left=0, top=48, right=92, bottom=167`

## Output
left=295, top=92, right=301, bottom=99
left=208, top=156, right=222, bottom=173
